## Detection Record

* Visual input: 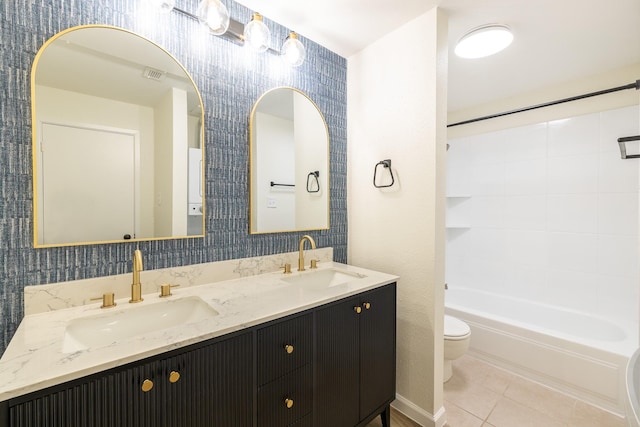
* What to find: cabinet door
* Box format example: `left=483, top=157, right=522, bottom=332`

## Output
left=359, top=284, right=396, bottom=418
left=6, top=332, right=253, bottom=427
left=315, top=295, right=360, bottom=427
left=160, top=331, right=254, bottom=427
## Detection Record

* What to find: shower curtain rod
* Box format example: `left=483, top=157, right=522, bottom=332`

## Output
left=447, top=79, right=640, bottom=128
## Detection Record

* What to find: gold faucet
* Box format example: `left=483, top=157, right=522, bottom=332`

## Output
left=298, top=235, right=316, bottom=271
left=130, top=249, right=144, bottom=303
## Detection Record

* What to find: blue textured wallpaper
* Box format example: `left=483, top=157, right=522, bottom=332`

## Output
left=0, top=0, right=347, bottom=354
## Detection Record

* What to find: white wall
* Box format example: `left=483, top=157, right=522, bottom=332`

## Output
left=35, top=85, right=155, bottom=238
left=348, top=7, right=448, bottom=427
left=153, top=88, right=189, bottom=237
left=294, top=93, right=329, bottom=230
left=253, top=112, right=296, bottom=231
left=154, top=89, right=175, bottom=237
left=447, top=104, right=640, bottom=329
left=171, top=88, right=189, bottom=236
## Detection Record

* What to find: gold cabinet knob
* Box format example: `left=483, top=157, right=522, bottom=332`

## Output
left=363, top=302, right=371, bottom=310
left=141, top=379, right=154, bottom=392
left=169, top=371, right=181, bottom=383
left=284, top=344, right=294, bottom=354
left=354, top=306, right=362, bottom=314
left=285, top=398, right=294, bottom=409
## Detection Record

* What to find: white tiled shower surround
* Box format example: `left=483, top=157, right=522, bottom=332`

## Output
left=446, top=105, right=640, bottom=326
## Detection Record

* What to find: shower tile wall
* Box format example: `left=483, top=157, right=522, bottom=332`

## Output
left=446, top=105, right=640, bottom=325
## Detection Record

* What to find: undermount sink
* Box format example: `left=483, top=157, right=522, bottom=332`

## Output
left=62, top=296, right=218, bottom=353
left=282, top=268, right=367, bottom=289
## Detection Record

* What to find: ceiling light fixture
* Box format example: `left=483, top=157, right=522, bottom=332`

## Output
left=281, top=32, right=306, bottom=67
left=196, top=0, right=230, bottom=36
left=455, top=24, right=513, bottom=59
left=244, top=13, right=271, bottom=53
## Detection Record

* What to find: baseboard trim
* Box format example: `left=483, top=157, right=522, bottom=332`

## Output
left=392, top=394, right=447, bottom=427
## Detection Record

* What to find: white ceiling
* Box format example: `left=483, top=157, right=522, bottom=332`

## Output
left=234, top=0, right=640, bottom=112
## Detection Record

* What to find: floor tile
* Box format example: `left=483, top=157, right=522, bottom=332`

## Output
left=568, top=400, right=626, bottom=427
left=453, top=355, right=516, bottom=395
left=444, top=401, right=484, bottom=427
left=503, top=375, right=576, bottom=423
left=486, top=397, right=566, bottom=427
left=392, top=355, right=628, bottom=427
left=444, top=379, right=501, bottom=420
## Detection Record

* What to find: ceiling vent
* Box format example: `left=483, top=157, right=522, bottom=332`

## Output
left=142, top=67, right=166, bottom=81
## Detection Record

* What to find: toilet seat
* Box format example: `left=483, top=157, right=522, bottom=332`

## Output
left=444, top=315, right=470, bottom=340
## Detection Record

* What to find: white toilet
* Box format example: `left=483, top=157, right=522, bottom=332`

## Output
left=443, top=315, right=471, bottom=382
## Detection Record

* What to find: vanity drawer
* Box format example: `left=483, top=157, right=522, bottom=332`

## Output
left=257, top=313, right=312, bottom=385
left=257, top=364, right=312, bottom=427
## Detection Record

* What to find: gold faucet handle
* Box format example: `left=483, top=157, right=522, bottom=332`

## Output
left=282, top=263, right=292, bottom=274
left=159, top=284, right=180, bottom=297
left=310, top=259, right=319, bottom=269
left=91, top=293, right=117, bottom=309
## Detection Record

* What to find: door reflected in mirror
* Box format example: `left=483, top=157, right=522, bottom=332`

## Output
left=32, top=25, right=205, bottom=247
left=249, top=87, right=330, bottom=234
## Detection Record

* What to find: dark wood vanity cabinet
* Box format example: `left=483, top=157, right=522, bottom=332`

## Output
left=0, top=282, right=396, bottom=427
left=256, top=313, right=314, bottom=426
left=315, top=283, right=397, bottom=427
left=2, top=331, right=253, bottom=427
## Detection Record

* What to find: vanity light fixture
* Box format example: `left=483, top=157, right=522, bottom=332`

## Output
left=455, top=24, right=513, bottom=59
left=150, top=0, right=306, bottom=66
left=196, top=0, right=230, bottom=35
left=244, top=12, right=271, bottom=53
left=282, top=32, right=306, bottom=67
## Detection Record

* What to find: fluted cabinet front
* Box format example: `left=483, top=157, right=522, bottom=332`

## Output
left=4, top=332, right=253, bottom=427
left=315, top=283, right=396, bottom=427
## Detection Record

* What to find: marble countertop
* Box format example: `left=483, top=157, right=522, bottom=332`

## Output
left=0, top=262, right=398, bottom=402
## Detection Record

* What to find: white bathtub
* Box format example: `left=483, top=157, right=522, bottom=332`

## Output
left=445, top=287, right=637, bottom=416
left=627, top=348, right=640, bottom=427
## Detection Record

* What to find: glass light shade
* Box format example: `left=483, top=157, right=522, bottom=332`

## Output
left=244, top=13, right=271, bottom=53
left=455, top=25, right=513, bottom=59
left=149, top=0, right=175, bottom=13
left=196, top=0, right=230, bottom=36
left=282, top=32, right=305, bottom=67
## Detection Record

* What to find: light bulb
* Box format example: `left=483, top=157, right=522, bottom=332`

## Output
left=244, top=13, right=271, bottom=53
left=282, top=32, right=305, bottom=67
left=455, top=24, right=513, bottom=59
left=196, top=0, right=230, bottom=36
left=149, top=0, right=175, bottom=13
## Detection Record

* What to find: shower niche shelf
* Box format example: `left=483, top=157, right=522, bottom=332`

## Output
left=446, top=195, right=471, bottom=230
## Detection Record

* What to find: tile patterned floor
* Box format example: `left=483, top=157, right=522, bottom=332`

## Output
left=444, top=355, right=626, bottom=427
left=366, top=354, right=627, bottom=427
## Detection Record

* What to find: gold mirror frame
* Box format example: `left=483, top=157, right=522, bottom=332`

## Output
left=249, top=87, right=330, bottom=234
left=31, top=25, right=205, bottom=247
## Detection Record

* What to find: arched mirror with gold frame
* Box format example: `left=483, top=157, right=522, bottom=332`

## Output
left=249, top=87, right=330, bottom=234
left=32, top=25, right=205, bottom=247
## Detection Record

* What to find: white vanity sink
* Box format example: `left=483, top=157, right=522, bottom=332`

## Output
left=282, top=268, right=367, bottom=289
left=62, top=296, right=219, bottom=353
